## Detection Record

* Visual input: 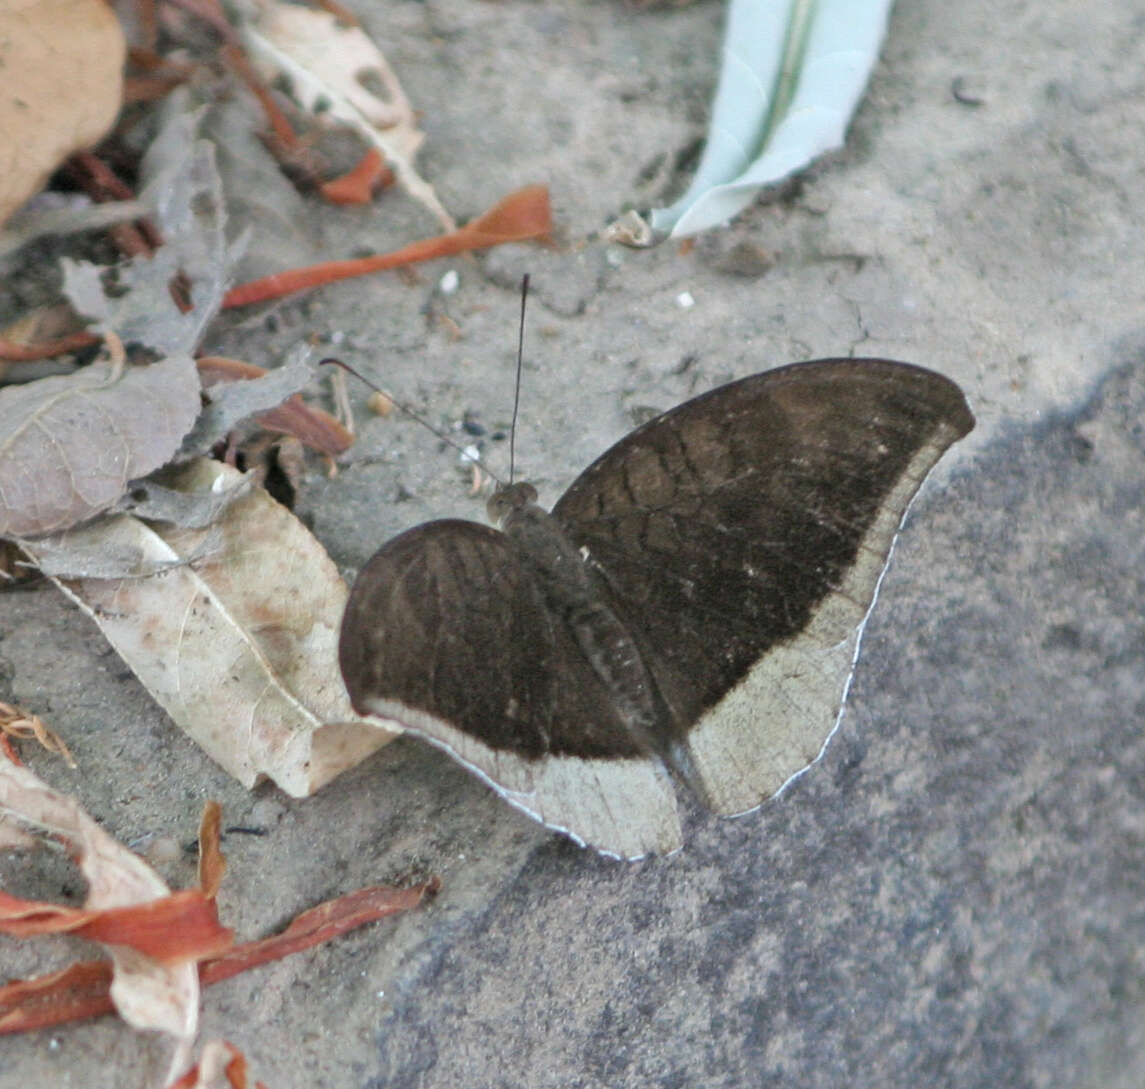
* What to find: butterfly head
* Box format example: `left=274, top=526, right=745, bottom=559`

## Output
left=487, top=482, right=539, bottom=528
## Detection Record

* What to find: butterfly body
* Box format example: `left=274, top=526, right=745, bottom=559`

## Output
left=339, top=359, right=974, bottom=858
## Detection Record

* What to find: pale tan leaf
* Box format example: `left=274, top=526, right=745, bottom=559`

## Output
left=0, top=0, right=126, bottom=226
left=26, top=459, right=396, bottom=796
left=0, top=353, right=201, bottom=537
left=0, top=759, right=199, bottom=1047
left=244, top=0, right=453, bottom=230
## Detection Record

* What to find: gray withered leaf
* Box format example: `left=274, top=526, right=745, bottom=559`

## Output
left=181, top=345, right=317, bottom=456
left=2, top=111, right=243, bottom=539
left=61, top=121, right=235, bottom=358
left=0, top=353, right=200, bottom=537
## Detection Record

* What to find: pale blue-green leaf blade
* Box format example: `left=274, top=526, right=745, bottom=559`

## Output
left=650, top=0, right=895, bottom=238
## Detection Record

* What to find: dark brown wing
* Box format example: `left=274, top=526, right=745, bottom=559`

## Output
left=339, top=519, right=681, bottom=858
left=551, top=358, right=974, bottom=813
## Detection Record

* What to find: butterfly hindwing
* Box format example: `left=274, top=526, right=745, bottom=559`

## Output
left=339, top=519, right=682, bottom=858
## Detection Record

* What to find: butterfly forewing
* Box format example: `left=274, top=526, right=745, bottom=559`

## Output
left=551, top=359, right=974, bottom=812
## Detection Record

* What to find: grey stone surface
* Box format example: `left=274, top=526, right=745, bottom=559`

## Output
left=2, top=0, right=1143, bottom=1086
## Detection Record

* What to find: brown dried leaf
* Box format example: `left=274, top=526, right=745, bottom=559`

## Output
left=0, top=351, right=201, bottom=537
left=0, top=887, right=231, bottom=961
left=0, top=0, right=126, bottom=226
left=198, top=880, right=439, bottom=987
left=0, top=700, right=75, bottom=766
left=0, top=959, right=115, bottom=1034
left=26, top=459, right=396, bottom=795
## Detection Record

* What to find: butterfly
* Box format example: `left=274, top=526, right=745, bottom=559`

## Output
left=339, top=358, right=973, bottom=859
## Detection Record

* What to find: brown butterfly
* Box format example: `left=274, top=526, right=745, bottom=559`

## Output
left=339, top=359, right=973, bottom=858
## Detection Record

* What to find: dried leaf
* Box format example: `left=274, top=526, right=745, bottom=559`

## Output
left=223, top=184, right=552, bottom=308
left=0, top=352, right=201, bottom=537
left=184, top=347, right=353, bottom=457
left=198, top=880, right=439, bottom=986
left=0, top=759, right=209, bottom=1047
left=0, top=700, right=75, bottom=767
left=0, top=198, right=149, bottom=260
left=0, top=960, right=115, bottom=1035
left=0, top=879, right=438, bottom=1036
left=319, top=147, right=392, bottom=205
left=26, top=459, right=396, bottom=795
left=0, top=887, right=231, bottom=961
left=63, top=117, right=237, bottom=358
left=196, top=355, right=354, bottom=458
left=112, top=475, right=254, bottom=531
left=18, top=516, right=214, bottom=579
left=244, top=0, right=449, bottom=229
left=0, top=0, right=125, bottom=226
left=197, top=803, right=226, bottom=900
left=0, top=303, right=91, bottom=372
left=167, top=1040, right=259, bottom=1089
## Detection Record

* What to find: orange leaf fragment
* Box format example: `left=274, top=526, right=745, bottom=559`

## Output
left=196, top=356, right=355, bottom=457
left=319, top=148, right=393, bottom=205
left=0, top=880, right=437, bottom=1036
left=0, top=701, right=75, bottom=767
left=0, top=331, right=100, bottom=362
left=222, top=184, right=553, bottom=308
left=200, top=879, right=439, bottom=986
left=0, top=960, right=114, bottom=1035
left=198, top=802, right=226, bottom=901
left=0, top=888, right=232, bottom=962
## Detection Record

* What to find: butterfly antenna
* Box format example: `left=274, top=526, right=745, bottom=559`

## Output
left=320, top=358, right=506, bottom=488
left=509, top=274, right=529, bottom=485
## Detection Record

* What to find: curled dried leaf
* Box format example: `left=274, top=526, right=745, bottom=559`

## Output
left=0, top=701, right=75, bottom=767
left=24, top=460, right=396, bottom=795
left=197, top=803, right=226, bottom=900
left=193, top=353, right=353, bottom=457
left=244, top=0, right=446, bottom=227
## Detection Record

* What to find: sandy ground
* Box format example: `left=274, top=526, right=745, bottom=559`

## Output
left=2, top=0, right=1143, bottom=1085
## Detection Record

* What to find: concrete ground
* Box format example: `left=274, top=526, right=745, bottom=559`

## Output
left=2, top=0, right=1143, bottom=1085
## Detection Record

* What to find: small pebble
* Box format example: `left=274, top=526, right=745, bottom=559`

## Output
left=143, top=835, right=181, bottom=866
left=368, top=390, right=394, bottom=416
left=250, top=798, right=286, bottom=827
